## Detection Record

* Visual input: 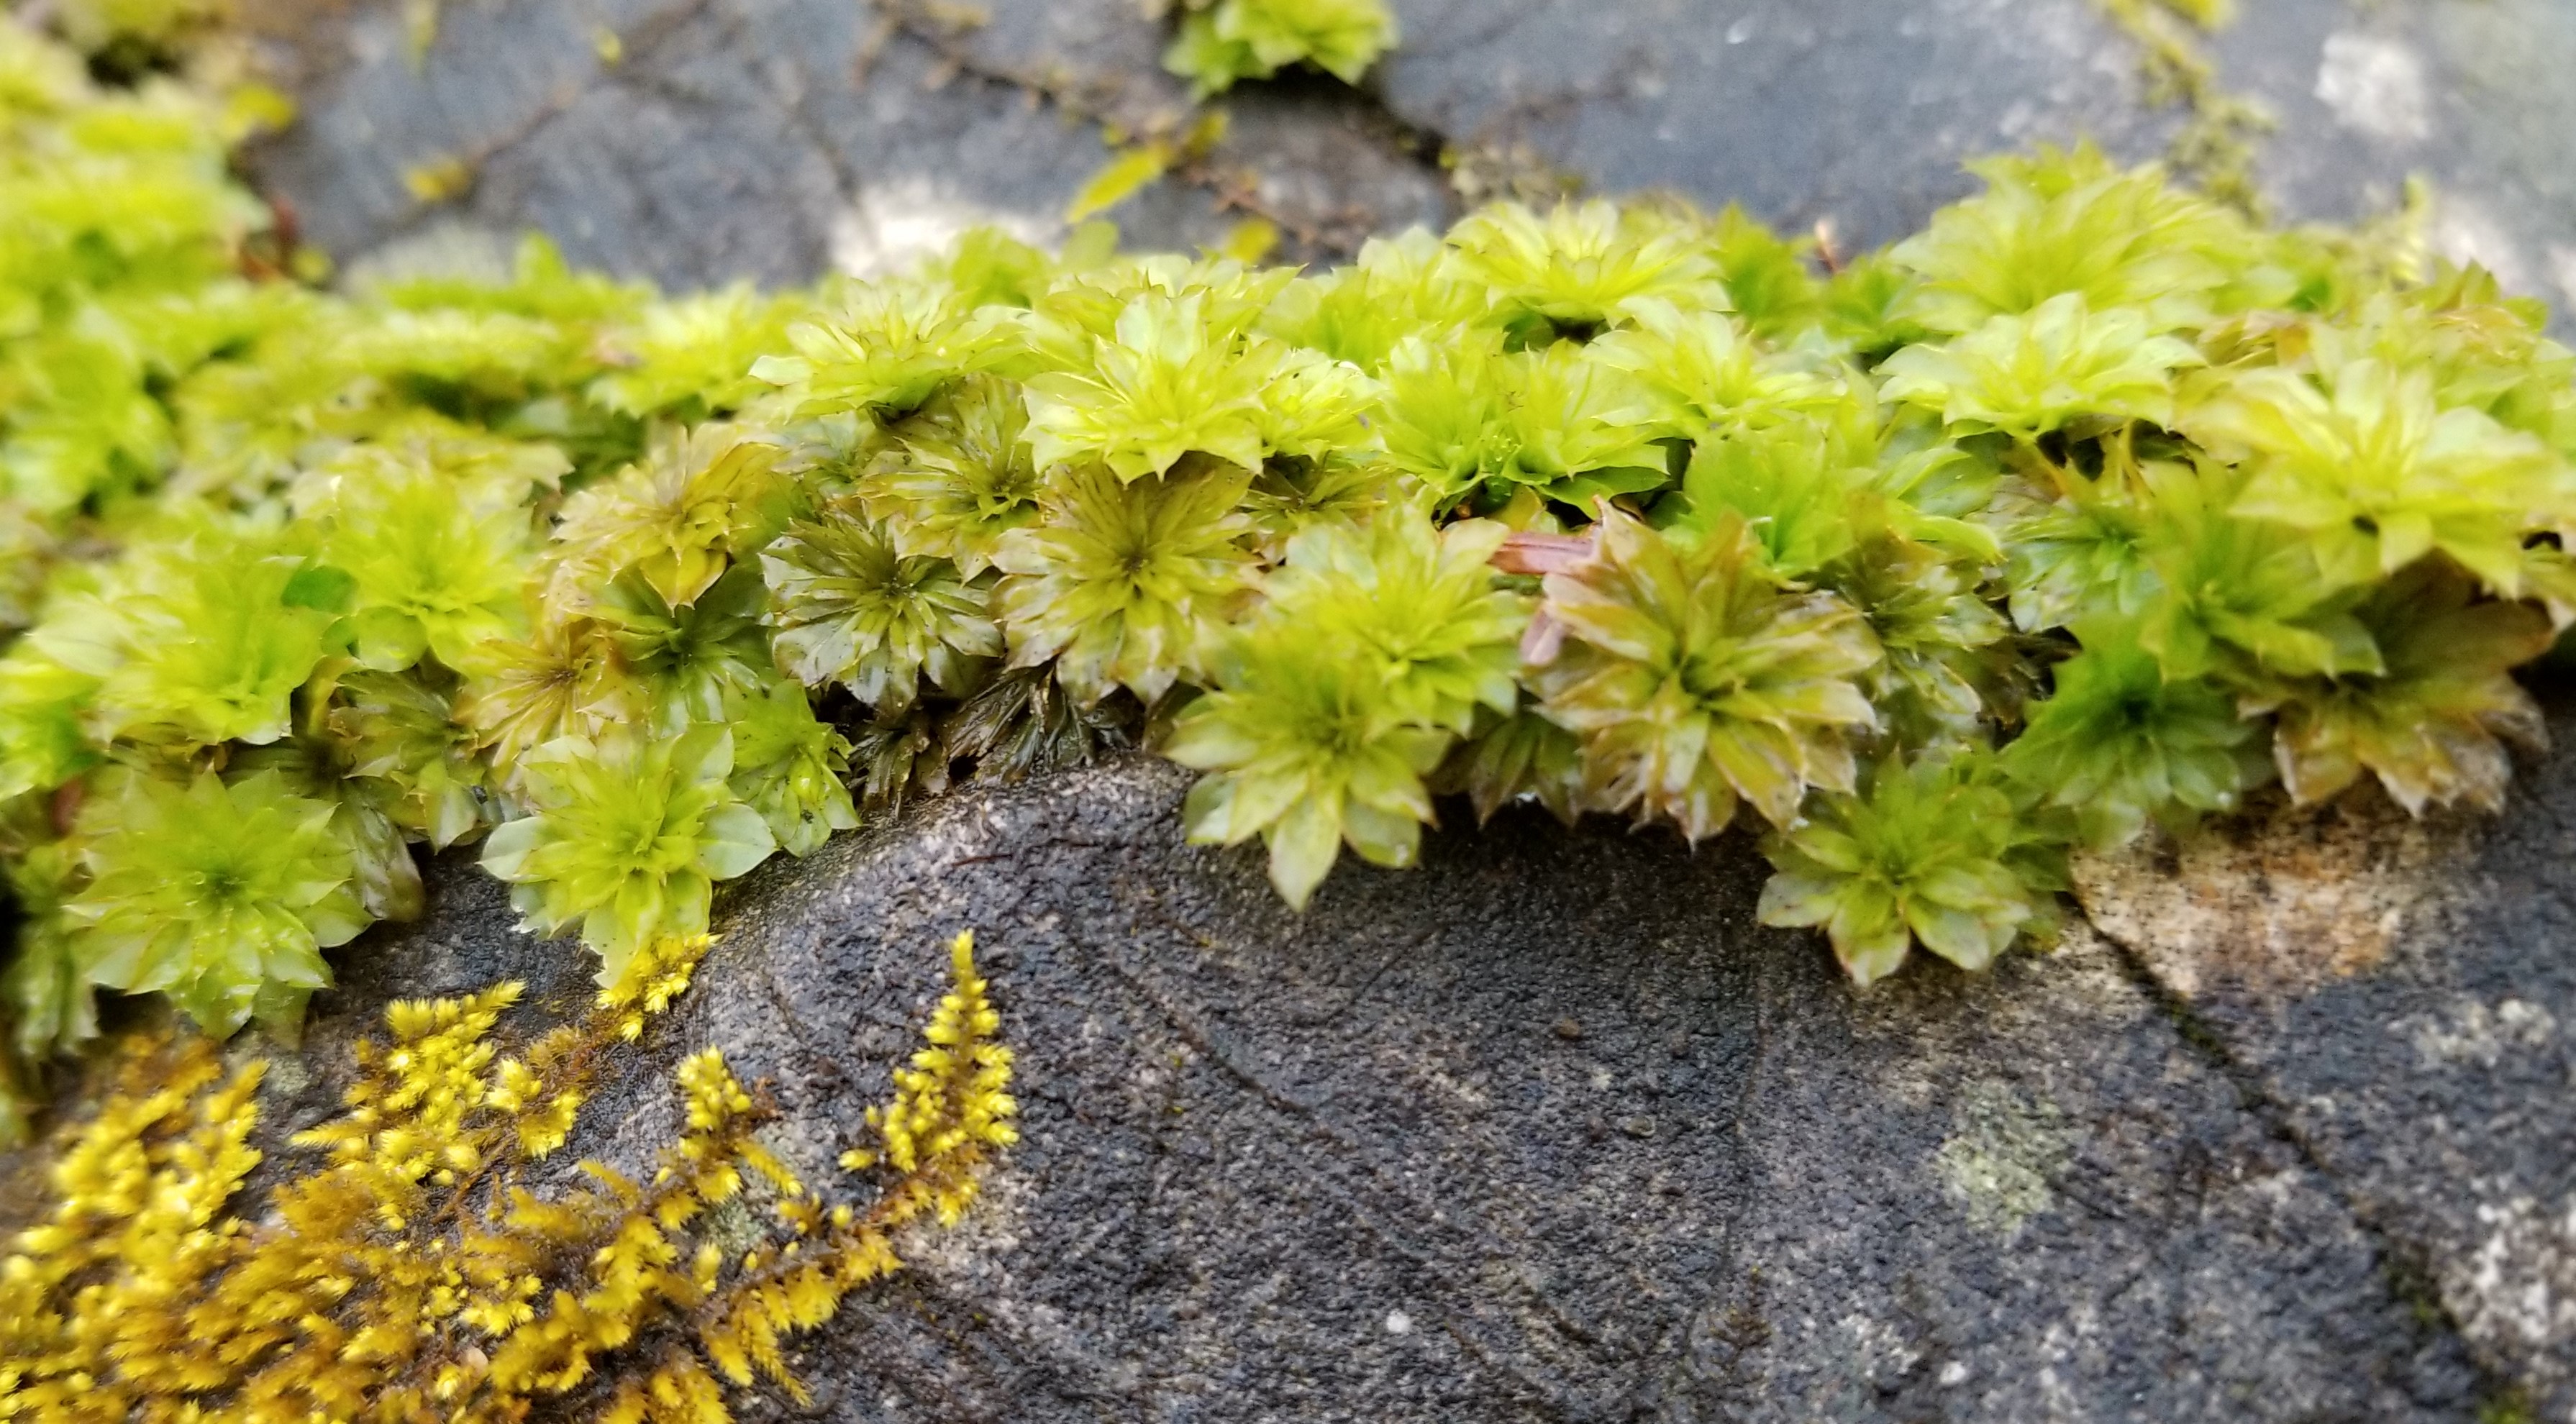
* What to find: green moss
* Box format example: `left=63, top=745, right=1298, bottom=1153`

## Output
left=2477, top=1387, right=2538, bottom=1424
left=1159, top=0, right=1398, bottom=99
left=5, top=7, right=2576, bottom=1120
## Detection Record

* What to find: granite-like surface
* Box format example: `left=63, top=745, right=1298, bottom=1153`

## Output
left=248, top=0, right=2576, bottom=324
left=2080, top=678, right=2576, bottom=1418
left=222, top=751, right=2475, bottom=1422
left=247, top=0, right=1450, bottom=287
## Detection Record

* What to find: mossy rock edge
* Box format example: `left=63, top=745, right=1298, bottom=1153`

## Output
left=58, top=706, right=2562, bottom=1420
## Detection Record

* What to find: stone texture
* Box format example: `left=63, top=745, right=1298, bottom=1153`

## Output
left=2219, top=0, right=2576, bottom=322
left=139, top=745, right=2482, bottom=1423
left=247, top=0, right=2576, bottom=327
left=2077, top=675, right=2576, bottom=1419
left=245, top=0, right=1451, bottom=290
left=1370, top=0, right=2576, bottom=315
left=1375, top=0, right=2162, bottom=254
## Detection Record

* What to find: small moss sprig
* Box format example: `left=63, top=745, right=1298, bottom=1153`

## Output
left=4, top=0, right=2575, bottom=1118
left=0, top=931, right=1018, bottom=1424
left=1159, top=0, right=1399, bottom=99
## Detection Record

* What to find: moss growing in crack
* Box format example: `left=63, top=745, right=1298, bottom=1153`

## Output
left=4, top=9, right=2576, bottom=1126
left=2095, top=0, right=2272, bottom=216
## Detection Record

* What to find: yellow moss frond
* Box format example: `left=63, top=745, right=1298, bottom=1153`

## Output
left=514, top=1088, right=584, bottom=1159
left=844, top=931, right=1018, bottom=1213
left=0, top=933, right=1011, bottom=1421
left=600, top=934, right=716, bottom=1041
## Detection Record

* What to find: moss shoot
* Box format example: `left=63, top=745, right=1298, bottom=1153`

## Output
left=2, top=2, right=2574, bottom=1132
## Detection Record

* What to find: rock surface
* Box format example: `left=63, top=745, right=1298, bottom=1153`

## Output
left=247, top=0, right=2576, bottom=325
left=244, top=743, right=2488, bottom=1423
left=2078, top=682, right=2576, bottom=1420
left=245, top=0, right=1453, bottom=287
left=1375, top=0, right=2576, bottom=309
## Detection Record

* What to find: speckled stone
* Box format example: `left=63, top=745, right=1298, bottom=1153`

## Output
left=121, top=739, right=2482, bottom=1422
left=2080, top=675, right=2576, bottom=1418
left=247, top=0, right=2576, bottom=329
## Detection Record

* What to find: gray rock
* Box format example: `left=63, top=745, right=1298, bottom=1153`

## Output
left=247, top=0, right=2576, bottom=326
left=2077, top=673, right=2576, bottom=1418
left=1376, top=0, right=2162, bottom=252
left=246, top=0, right=1450, bottom=289
left=1373, top=0, right=2576, bottom=319
left=2219, top=0, right=2576, bottom=325
left=200, top=744, right=2486, bottom=1422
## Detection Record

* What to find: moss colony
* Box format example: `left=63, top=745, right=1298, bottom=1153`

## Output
left=1, top=931, right=1021, bottom=1423
left=4, top=0, right=2576, bottom=1138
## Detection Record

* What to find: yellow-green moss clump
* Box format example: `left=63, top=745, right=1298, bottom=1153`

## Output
left=5, top=0, right=2576, bottom=1128
left=0, top=930, right=1018, bottom=1423
left=1157, top=0, right=1400, bottom=99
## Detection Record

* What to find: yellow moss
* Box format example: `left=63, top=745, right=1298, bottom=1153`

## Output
left=839, top=931, right=1021, bottom=1225
left=0, top=931, right=1015, bottom=1422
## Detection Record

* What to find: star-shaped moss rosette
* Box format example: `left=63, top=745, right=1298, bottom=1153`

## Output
left=1759, top=751, right=2064, bottom=985
left=299, top=445, right=536, bottom=672
left=1448, top=199, right=1730, bottom=332
left=1376, top=332, right=1667, bottom=511
left=1165, top=516, right=1526, bottom=905
left=1021, top=290, right=1286, bottom=482
left=1878, top=291, right=2205, bottom=441
left=2186, top=354, right=2575, bottom=595
left=1526, top=508, right=1883, bottom=842
left=753, top=279, right=988, bottom=421
left=991, top=460, right=1259, bottom=705
left=2003, top=628, right=2268, bottom=850
left=65, top=770, right=369, bottom=1037
left=2245, top=561, right=2553, bottom=814
left=760, top=501, right=1001, bottom=713
left=545, top=424, right=786, bottom=613
left=480, top=726, right=775, bottom=983
left=1889, top=142, right=2273, bottom=334
left=6, top=13, right=2576, bottom=1105
left=858, top=373, right=1047, bottom=577
left=724, top=678, right=860, bottom=857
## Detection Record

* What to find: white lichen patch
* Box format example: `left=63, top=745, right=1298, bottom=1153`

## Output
left=2399, top=997, right=2558, bottom=1072
left=2315, top=32, right=2431, bottom=143
left=2072, top=792, right=2475, bottom=1002
left=1836, top=1311, right=1923, bottom=1384
left=2429, top=192, right=2534, bottom=298
left=2454, top=1182, right=2576, bottom=1361
left=1934, top=1080, right=2075, bottom=1237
